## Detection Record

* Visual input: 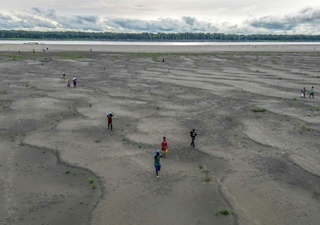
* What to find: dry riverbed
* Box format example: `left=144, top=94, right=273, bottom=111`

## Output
left=1, top=44, right=320, bottom=225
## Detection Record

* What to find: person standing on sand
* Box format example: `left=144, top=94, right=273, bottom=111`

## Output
left=168, top=66, right=170, bottom=72
left=154, top=151, right=163, bottom=178
left=190, top=129, right=197, bottom=147
left=301, top=88, right=305, bottom=98
left=309, top=86, right=315, bottom=98
left=161, top=137, right=168, bottom=158
left=106, top=112, right=114, bottom=130
left=303, top=87, right=306, bottom=98
left=67, top=80, right=71, bottom=88
left=63, top=72, right=66, bottom=80
left=73, top=78, right=76, bottom=88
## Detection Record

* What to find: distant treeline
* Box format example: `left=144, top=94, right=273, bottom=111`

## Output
left=1, top=30, right=320, bottom=42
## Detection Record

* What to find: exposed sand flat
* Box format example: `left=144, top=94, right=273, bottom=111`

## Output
left=1, top=43, right=320, bottom=53
left=0, top=44, right=320, bottom=225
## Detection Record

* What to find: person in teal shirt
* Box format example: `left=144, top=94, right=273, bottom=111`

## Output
left=154, top=152, right=163, bottom=178
left=309, top=86, right=314, bottom=98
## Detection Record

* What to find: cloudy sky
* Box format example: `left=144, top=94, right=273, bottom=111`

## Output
left=1, top=0, right=320, bottom=34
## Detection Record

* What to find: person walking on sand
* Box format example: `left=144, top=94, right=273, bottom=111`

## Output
left=67, top=80, right=71, bottom=88
left=168, top=66, right=170, bottom=72
left=106, top=112, right=114, bottom=130
left=161, top=137, right=168, bottom=158
left=301, top=87, right=305, bottom=98
left=309, top=86, right=315, bottom=98
left=73, top=77, right=76, bottom=88
left=154, top=151, right=163, bottom=178
left=303, top=87, right=306, bottom=98
left=190, top=129, right=197, bottom=147
left=63, top=72, right=66, bottom=80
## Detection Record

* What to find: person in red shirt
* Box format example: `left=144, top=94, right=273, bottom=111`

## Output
left=161, top=137, right=168, bottom=158
left=106, top=112, right=114, bottom=130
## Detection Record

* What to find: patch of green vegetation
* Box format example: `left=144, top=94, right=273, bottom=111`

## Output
left=252, top=107, right=266, bottom=112
left=92, top=183, right=96, bottom=189
left=19, top=141, right=25, bottom=146
left=3, top=90, right=7, bottom=94
left=56, top=119, right=60, bottom=122
left=203, top=174, right=211, bottom=182
left=317, top=76, right=320, bottom=78
left=122, top=136, right=126, bottom=141
left=278, top=77, right=282, bottom=80
left=111, top=55, right=121, bottom=60
left=138, top=143, right=142, bottom=148
left=194, top=66, right=198, bottom=69
left=247, top=60, right=251, bottom=63
left=59, top=54, right=86, bottom=60
left=272, top=60, right=277, bottom=64
left=65, top=170, right=70, bottom=174
left=73, top=106, right=77, bottom=111
left=88, top=178, right=94, bottom=183
left=25, top=83, right=29, bottom=87
left=152, top=56, right=159, bottom=62
left=5, top=54, right=24, bottom=60
left=156, top=106, right=159, bottom=110
left=293, top=97, right=297, bottom=100
left=88, top=103, right=92, bottom=107
left=103, top=67, right=106, bottom=71
left=215, top=206, right=229, bottom=216
left=301, top=59, right=305, bottom=61
left=125, top=66, right=128, bottom=69
left=256, top=70, right=260, bottom=73
left=41, top=63, right=44, bottom=65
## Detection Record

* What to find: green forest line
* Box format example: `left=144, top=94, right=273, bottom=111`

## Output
left=1, top=30, right=320, bottom=41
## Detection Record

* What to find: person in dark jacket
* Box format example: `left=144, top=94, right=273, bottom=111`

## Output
left=190, top=129, right=197, bottom=147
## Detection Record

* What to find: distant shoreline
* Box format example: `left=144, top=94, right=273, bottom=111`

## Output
left=2, top=39, right=320, bottom=43
left=1, top=40, right=320, bottom=47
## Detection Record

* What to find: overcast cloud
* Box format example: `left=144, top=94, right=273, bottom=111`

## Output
left=1, top=1, right=320, bottom=34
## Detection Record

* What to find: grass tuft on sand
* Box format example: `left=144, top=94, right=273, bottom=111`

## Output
left=252, top=107, right=266, bottom=112
left=215, top=206, right=229, bottom=216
